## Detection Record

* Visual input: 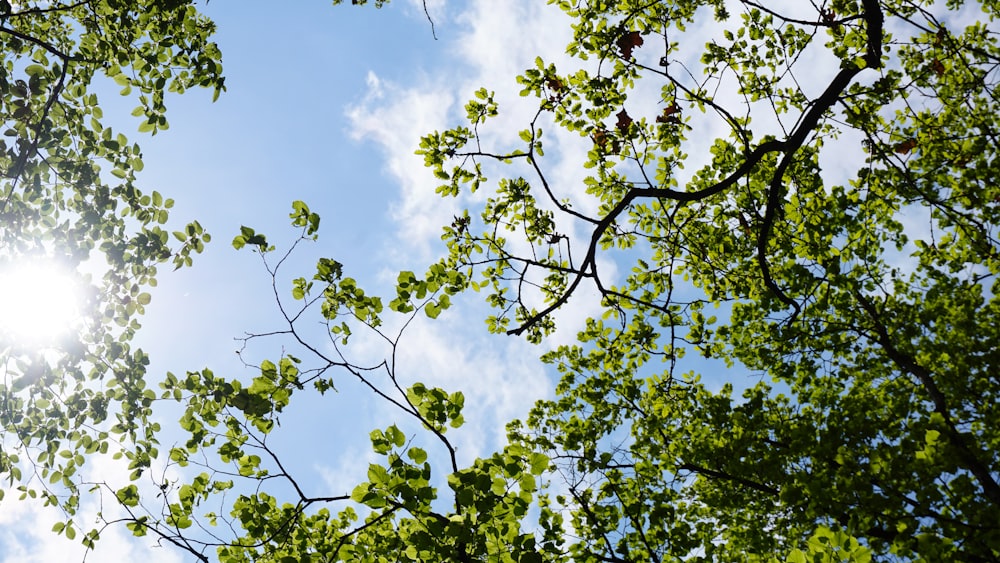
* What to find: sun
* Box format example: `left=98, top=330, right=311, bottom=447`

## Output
left=0, top=259, right=85, bottom=347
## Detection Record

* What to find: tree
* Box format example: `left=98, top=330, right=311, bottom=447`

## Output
left=7, top=0, right=1000, bottom=562
left=0, top=0, right=221, bottom=548
left=417, top=0, right=1000, bottom=560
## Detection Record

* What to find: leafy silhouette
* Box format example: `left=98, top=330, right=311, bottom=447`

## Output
left=616, top=30, right=643, bottom=59
left=656, top=103, right=681, bottom=124
left=615, top=109, right=633, bottom=132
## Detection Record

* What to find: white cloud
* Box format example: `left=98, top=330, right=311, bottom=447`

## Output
left=316, top=444, right=376, bottom=494
left=346, top=70, right=458, bottom=261
left=306, top=295, right=555, bottom=516
left=0, top=449, right=186, bottom=563
left=342, top=0, right=611, bottom=383
left=391, top=309, right=551, bottom=458
left=345, top=1, right=578, bottom=262
left=314, top=292, right=554, bottom=464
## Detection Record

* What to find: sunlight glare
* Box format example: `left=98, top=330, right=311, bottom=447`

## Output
left=0, top=260, right=84, bottom=347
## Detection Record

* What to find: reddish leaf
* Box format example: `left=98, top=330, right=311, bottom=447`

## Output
left=656, top=104, right=681, bottom=124
left=931, top=59, right=945, bottom=76
left=617, top=31, right=643, bottom=59
left=935, top=28, right=947, bottom=46
left=591, top=128, right=608, bottom=149
left=591, top=128, right=620, bottom=153
left=894, top=139, right=918, bottom=154
left=546, top=77, right=563, bottom=92
left=616, top=110, right=633, bottom=133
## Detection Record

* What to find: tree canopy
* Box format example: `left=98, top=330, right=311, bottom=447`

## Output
left=420, top=0, right=1000, bottom=559
left=0, top=0, right=220, bottom=548
left=2, top=0, right=999, bottom=562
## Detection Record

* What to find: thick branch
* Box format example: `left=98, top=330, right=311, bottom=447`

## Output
left=0, top=24, right=83, bottom=62
left=756, top=0, right=884, bottom=319
left=507, top=138, right=786, bottom=336
left=678, top=462, right=780, bottom=496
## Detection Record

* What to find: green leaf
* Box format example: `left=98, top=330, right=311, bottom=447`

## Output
left=408, top=447, right=428, bottom=464
left=116, top=485, right=140, bottom=507
left=425, top=302, right=441, bottom=319
left=528, top=453, right=548, bottom=475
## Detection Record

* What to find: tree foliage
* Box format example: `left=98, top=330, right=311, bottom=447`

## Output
left=0, top=0, right=220, bottom=549
left=4, top=0, right=1000, bottom=562
left=416, top=0, right=1000, bottom=560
